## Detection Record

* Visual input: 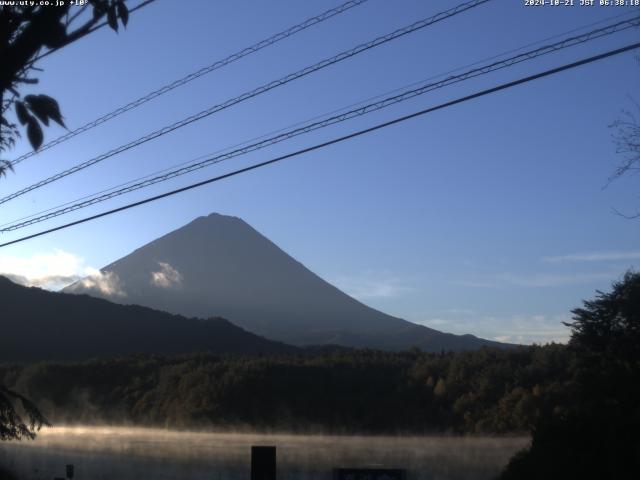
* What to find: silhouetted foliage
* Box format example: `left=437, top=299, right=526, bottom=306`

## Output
left=499, top=271, right=640, bottom=480
left=610, top=98, right=640, bottom=191
left=0, top=384, right=49, bottom=441
left=0, top=0, right=129, bottom=158
left=608, top=56, right=640, bottom=218
left=567, top=270, right=640, bottom=358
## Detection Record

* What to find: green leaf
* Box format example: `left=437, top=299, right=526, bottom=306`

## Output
left=26, top=118, right=44, bottom=151
left=15, top=101, right=30, bottom=125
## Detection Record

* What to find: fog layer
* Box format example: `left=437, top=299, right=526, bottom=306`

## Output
left=0, top=426, right=528, bottom=480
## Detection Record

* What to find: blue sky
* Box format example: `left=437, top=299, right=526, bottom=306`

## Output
left=1, top=0, right=639, bottom=344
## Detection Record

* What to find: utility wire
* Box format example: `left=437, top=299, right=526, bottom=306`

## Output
left=3, top=9, right=637, bottom=231
left=3, top=15, right=638, bottom=232
left=11, top=0, right=369, bottom=167
left=0, top=0, right=492, bottom=205
left=3, top=15, right=636, bottom=230
left=8, top=6, right=632, bottom=230
left=1, top=41, right=638, bottom=249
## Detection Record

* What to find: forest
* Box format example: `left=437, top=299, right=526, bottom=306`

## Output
left=0, top=344, right=572, bottom=435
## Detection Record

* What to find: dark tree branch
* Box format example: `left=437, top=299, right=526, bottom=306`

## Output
left=0, top=0, right=134, bottom=156
left=0, top=384, right=50, bottom=441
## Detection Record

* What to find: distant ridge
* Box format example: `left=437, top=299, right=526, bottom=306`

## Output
left=65, top=213, right=511, bottom=352
left=0, top=275, right=296, bottom=362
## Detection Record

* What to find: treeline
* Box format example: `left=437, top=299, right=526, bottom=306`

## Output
left=0, top=344, right=572, bottom=434
left=498, top=271, right=640, bottom=479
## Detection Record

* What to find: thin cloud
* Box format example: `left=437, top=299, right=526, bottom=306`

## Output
left=455, top=271, right=621, bottom=288
left=452, top=279, right=500, bottom=288
left=0, top=249, right=96, bottom=291
left=443, top=308, right=477, bottom=315
left=500, top=271, right=620, bottom=287
left=332, top=274, right=413, bottom=300
left=4, top=273, right=82, bottom=290
left=416, top=313, right=571, bottom=345
left=542, top=251, right=640, bottom=263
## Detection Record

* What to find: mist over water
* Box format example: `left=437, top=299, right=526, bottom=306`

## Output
left=0, top=426, right=528, bottom=480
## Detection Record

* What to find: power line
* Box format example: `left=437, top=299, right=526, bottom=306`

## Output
left=28, top=0, right=620, bottom=229
left=0, top=0, right=492, bottom=205
left=3, top=15, right=638, bottom=232
left=9, top=6, right=631, bottom=231
left=2, top=40, right=638, bottom=249
left=11, top=0, right=369, bottom=167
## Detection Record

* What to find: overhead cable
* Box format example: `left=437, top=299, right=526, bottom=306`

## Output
left=0, top=0, right=492, bottom=204
left=3, top=15, right=638, bottom=232
left=2, top=40, right=638, bottom=248
left=11, top=0, right=369, bottom=166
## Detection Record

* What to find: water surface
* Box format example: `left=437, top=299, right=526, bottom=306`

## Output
left=0, top=426, right=528, bottom=480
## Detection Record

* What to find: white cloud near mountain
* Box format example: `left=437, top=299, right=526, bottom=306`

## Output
left=74, top=270, right=126, bottom=297
left=150, top=262, right=183, bottom=289
left=3, top=273, right=80, bottom=290
left=417, top=313, right=571, bottom=345
left=0, top=249, right=97, bottom=290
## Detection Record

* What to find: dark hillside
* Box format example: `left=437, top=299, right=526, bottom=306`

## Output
left=0, top=276, right=297, bottom=362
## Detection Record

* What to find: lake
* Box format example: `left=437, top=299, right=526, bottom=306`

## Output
left=0, top=426, right=528, bottom=480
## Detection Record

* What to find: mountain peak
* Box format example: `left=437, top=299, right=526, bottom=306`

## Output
left=176, top=212, right=258, bottom=238
left=64, top=215, right=511, bottom=352
left=201, top=212, right=242, bottom=222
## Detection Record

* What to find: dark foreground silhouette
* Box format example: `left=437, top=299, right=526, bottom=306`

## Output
left=499, top=271, right=640, bottom=480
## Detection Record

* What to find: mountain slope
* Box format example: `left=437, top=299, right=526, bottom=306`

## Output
left=65, top=213, right=509, bottom=351
left=0, top=276, right=296, bottom=362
